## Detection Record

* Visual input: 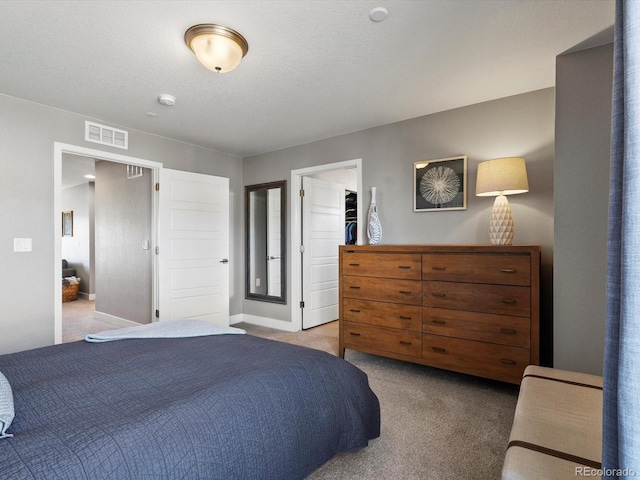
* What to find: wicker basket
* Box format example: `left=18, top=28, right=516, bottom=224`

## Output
left=62, top=282, right=80, bottom=302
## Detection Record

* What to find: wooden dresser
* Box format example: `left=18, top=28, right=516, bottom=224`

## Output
left=339, top=245, right=540, bottom=384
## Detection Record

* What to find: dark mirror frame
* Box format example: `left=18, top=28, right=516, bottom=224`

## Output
left=245, top=180, right=286, bottom=304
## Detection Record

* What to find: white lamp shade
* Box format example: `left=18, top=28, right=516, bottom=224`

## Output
left=476, top=157, right=529, bottom=197
left=185, top=24, right=248, bottom=73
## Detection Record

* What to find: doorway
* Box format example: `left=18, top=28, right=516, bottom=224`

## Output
left=290, top=158, right=362, bottom=331
left=54, top=142, right=161, bottom=344
left=61, top=155, right=155, bottom=341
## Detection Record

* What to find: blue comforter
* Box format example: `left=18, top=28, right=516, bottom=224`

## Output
left=0, top=334, right=380, bottom=479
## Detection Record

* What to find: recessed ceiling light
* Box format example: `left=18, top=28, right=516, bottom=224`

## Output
left=84, top=174, right=96, bottom=179
left=369, top=7, right=388, bottom=22
left=158, top=94, right=176, bottom=106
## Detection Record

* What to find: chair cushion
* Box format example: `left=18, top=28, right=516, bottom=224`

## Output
left=62, top=268, right=76, bottom=277
left=62, top=259, right=76, bottom=277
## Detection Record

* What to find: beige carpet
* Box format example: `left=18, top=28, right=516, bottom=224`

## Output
left=62, top=298, right=113, bottom=343
left=237, top=321, right=518, bottom=480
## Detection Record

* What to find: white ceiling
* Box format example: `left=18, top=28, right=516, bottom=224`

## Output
left=0, top=0, right=614, bottom=159
left=61, top=154, right=95, bottom=189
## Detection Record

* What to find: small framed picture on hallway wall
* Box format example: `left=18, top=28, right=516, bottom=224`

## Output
left=62, top=211, right=73, bottom=237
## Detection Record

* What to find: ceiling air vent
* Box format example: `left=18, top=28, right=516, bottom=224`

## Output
left=85, top=121, right=128, bottom=150
left=127, top=164, right=143, bottom=179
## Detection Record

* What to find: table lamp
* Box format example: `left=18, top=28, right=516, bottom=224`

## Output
left=475, top=157, right=529, bottom=245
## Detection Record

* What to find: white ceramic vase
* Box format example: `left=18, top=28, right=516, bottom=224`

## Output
left=367, top=187, right=382, bottom=245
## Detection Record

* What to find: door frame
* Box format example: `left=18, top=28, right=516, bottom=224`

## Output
left=289, top=158, right=362, bottom=332
left=54, top=142, right=162, bottom=344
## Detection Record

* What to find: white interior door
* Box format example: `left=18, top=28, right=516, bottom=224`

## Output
left=302, top=176, right=345, bottom=329
left=158, top=169, right=229, bottom=325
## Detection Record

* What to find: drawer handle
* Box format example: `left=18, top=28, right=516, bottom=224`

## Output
left=349, top=286, right=361, bottom=290
left=399, top=341, right=412, bottom=346
left=431, top=266, right=446, bottom=271
left=500, top=328, right=517, bottom=335
left=349, top=309, right=361, bottom=313
left=501, top=359, right=516, bottom=365
left=399, top=290, right=412, bottom=295
left=432, top=319, right=446, bottom=325
left=500, top=268, right=517, bottom=273
left=349, top=263, right=360, bottom=267
left=500, top=298, right=517, bottom=304
left=399, top=315, right=412, bottom=320
left=431, top=346, right=447, bottom=354
left=349, top=332, right=361, bottom=337
left=432, top=293, right=446, bottom=298
left=398, top=265, right=412, bottom=270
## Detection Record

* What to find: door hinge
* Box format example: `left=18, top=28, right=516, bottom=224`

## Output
left=155, top=309, right=159, bottom=318
left=299, top=188, right=304, bottom=197
left=299, top=245, right=305, bottom=253
left=155, top=246, right=159, bottom=254
left=155, top=182, right=159, bottom=191
left=300, top=301, right=305, bottom=308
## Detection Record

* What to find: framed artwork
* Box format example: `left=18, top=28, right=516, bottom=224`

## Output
left=413, top=156, right=467, bottom=211
left=62, top=211, right=73, bottom=237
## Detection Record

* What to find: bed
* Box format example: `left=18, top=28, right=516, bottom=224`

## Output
left=0, top=322, right=380, bottom=479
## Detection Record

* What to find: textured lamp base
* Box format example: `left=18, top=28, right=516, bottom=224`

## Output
left=489, top=194, right=514, bottom=245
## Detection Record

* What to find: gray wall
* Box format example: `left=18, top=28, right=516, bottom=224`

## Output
left=0, top=93, right=243, bottom=355
left=243, top=88, right=556, bottom=364
left=95, top=161, right=152, bottom=324
left=554, top=43, right=613, bottom=375
left=61, top=182, right=95, bottom=295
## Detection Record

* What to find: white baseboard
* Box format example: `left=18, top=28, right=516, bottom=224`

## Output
left=94, top=311, right=141, bottom=328
left=79, top=292, right=96, bottom=301
left=230, top=314, right=298, bottom=332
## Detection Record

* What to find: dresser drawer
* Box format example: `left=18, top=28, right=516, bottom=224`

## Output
left=423, top=307, right=530, bottom=348
left=422, top=253, right=530, bottom=286
left=344, top=298, right=421, bottom=331
left=344, top=322, right=422, bottom=357
left=422, top=334, right=530, bottom=383
left=342, top=252, right=422, bottom=279
left=423, top=281, right=530, bottom=317
left=343, top=276, right=422, bottom=305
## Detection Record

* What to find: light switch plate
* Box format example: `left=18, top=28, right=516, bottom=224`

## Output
left=14, top=238, right=32, bottom=252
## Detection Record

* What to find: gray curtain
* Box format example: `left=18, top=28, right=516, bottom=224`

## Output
left=604, top=0, right=640, bottom=476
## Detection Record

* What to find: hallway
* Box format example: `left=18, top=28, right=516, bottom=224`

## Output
left=62, top=298, right=113, bottom=343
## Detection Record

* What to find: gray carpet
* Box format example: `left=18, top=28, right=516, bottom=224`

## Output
left=237, top=321, right=518, bottom=480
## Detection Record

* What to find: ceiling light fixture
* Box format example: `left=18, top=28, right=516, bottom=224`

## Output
left=184, top=24, right=249, bottom=73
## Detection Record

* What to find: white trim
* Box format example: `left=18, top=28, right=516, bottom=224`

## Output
left=94, top=311, right=142, bottom=328
left=54, top=142, right=162, bottom=345
left=230, top=313, right=297, bottom=332
left=290, top=158, right=363, bottom=332
left=78, top=292, right=96, bottom=301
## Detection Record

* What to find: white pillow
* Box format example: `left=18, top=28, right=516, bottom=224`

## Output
left=0, top=371, right=14, bottom=439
